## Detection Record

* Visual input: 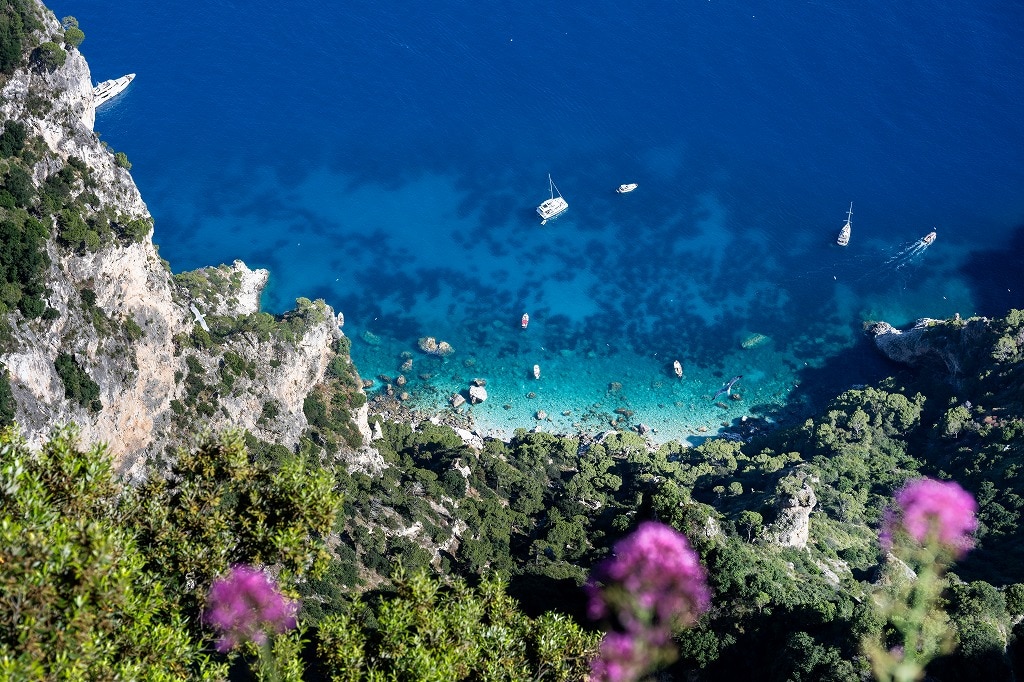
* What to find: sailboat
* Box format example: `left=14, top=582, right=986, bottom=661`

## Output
left=537, top=174, right=568, bottom=225
left=837, top=202, right=853, bottom=246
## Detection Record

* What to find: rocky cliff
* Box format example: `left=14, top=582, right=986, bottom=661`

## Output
left=870, top=316, right=993, bottom=386
left=0, top=2, right=367, bottom=474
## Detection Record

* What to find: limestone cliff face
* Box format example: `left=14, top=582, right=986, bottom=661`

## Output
left=0, top=2, right=367, bottom=472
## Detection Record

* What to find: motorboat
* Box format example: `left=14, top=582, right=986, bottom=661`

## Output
left=920, top=231, right=937, bottom=246
left=616, top=183, right=638, bottom=194
left=837, top=202, right=852, bottom=246
left=521, top=313, right=529, bottom=329
left=93, top=73, right=135, bottom=106
left=537, top=174, right=568, bottom=224
left=673, top=360, right=683, bottom=378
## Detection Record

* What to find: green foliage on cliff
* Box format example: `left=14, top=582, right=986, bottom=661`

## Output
left=31, top=40, right=65, bottom=70
left=0, top=363, right=14, bottom=427
left=0, top=0, right=41, bottom=75
left=54, top=352, right=101, bottom=411
left=0, top=121, right=26, bottom=157
left=60, top=16, right=84, bottom=49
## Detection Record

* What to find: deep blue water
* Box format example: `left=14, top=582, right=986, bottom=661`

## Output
left=53, top=0, right=1024, bottom=441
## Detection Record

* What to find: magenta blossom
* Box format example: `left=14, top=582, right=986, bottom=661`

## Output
left=206, top=565, right=298, bottom=652
left=880, top=478, right=978, bottom=556
left=588, top=522, right=710, bottom=682
left=588, top=521, right=710, bottom=627
left=590, top=632, right=650, bottom=682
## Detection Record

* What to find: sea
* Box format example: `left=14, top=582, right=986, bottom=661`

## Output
left=52, top=0, right=1024, bottom=444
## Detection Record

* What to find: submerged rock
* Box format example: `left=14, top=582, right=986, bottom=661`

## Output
left=741, top=333, right=770, bottom=349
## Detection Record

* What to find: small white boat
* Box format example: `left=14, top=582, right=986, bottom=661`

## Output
left=616, top=183, right=638, bottom=194
left=537, top=174, right=568, bottom=224
left=837, top=202, right=852, bottom=246
left=673, top=360, right=683, bottom=378
left=920, top=231, right=937, bottom=246
left=93, top=73, right=135, bottom=107
left=521, top=313, right=529, bottom=329
left=533, top=364, right=541, bottom=379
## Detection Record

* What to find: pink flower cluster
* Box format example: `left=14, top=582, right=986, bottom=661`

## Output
left=588, top=521, right=710, bottom=682
left=880, top=478, right=978, bottom=556
left=205, top=565, right=299, bottom=652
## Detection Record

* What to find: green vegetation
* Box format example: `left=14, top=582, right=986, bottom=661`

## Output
left=0, top=0, right=41, bottom=75
left=31, top=40, right=65, bottom=70
left=114, top=150, right=131, bottom=169
left=0, top=363, right=15, bottom=426
left=53, top=352, right=101, bottom=411
left=60, top=15, right=84, bottom=49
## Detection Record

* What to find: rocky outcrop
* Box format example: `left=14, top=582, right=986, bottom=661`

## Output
left=870, top=316, right=991, bottom=384
left=180, top=260, right=270, bottom=317
left=766, top=472, right=818, bottom=549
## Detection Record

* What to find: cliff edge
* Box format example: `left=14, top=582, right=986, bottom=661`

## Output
left=0, top=2, right=368, bottom=474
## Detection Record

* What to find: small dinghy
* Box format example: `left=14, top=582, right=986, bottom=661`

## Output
left=616, top=183, right=638, bottom=194
left=521, top=313, right=529, bottom=329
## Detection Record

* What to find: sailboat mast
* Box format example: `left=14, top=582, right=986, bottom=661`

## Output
left=549, top=174, right=562, bottom=199
left=846, top=202, right=853, bottom=223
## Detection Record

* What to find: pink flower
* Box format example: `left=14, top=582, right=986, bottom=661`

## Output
left=881, top=478, right=978, bottom=556
left=590, top=632, right=650, bottom=682
left=205, top=565, right=298, bottom=652
left=589, top=521, right=710, bottom=628
left=587, top=522, right=710, bottom=681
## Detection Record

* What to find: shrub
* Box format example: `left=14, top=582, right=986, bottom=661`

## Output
left=0, top=121, right=27, bottom=157
left=54, top=352, right=101, bottom=411
left=32, top=41, right=66, bottom=70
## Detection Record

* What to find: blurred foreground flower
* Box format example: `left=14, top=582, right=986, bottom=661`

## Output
left=206, top=565, right=298, bottom=653
left=866, top=478, right=978, bottom=682
left=880, top=478, right=978, bottom=557
left=588, top=521, right=709, bottom=682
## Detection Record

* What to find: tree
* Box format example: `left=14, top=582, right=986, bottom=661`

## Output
left=737, top=510, right=763, bottom=542
left=63, top=25, right=84, bottom=49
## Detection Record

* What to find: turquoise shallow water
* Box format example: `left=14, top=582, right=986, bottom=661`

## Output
left=55, top=0, right=1024, bottom=442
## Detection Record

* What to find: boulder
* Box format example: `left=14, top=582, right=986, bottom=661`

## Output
left=468, top=385, right=488, bottom=404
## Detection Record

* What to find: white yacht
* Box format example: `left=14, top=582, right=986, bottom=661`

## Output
left=93, top=73, right=135, bottom=107
left=616, top=183, right=638, bottom=194
left=837, top=202, right=852, bottom=246
left=537, top=174, right=568, bottom=224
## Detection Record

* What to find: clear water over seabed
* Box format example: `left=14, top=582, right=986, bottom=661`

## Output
left=56, top=0, right=1024, bottom=443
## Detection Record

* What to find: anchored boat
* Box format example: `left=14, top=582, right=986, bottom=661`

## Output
left=837, top=202, right=852, bottom=246
left=616, top=183, right=638, bottom=194
left=537, top=174, right=568, bottom=225
left=93, top=73, right=135, bottom=107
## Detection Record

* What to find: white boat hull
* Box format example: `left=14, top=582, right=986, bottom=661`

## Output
left=93, top=73, right=135, bottom=106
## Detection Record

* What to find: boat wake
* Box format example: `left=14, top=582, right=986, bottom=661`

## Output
left=882, top=232, right=937, bottom=272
